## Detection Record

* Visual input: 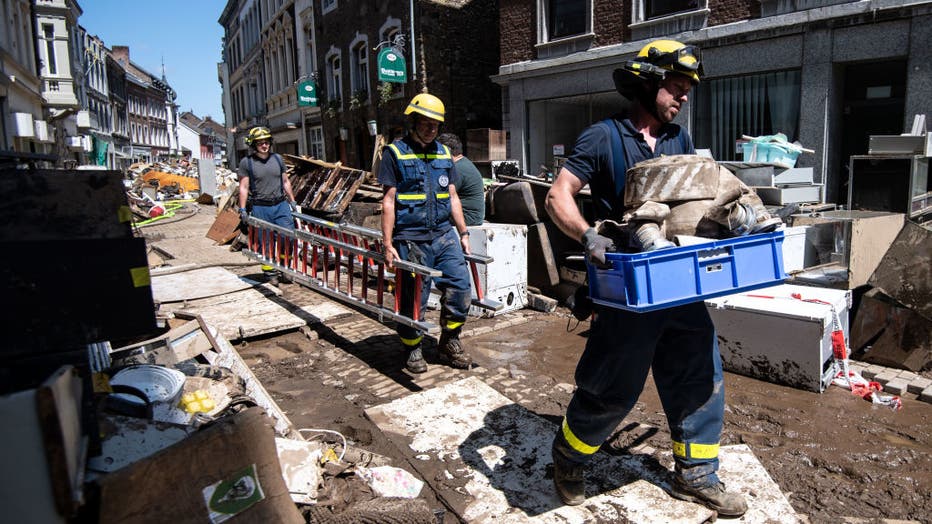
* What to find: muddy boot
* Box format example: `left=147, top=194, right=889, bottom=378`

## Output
left=438, top=332, right=472, bottom=369
left=405, top=345, right=427, bottom=374
left=263, top=268, right=280, bottom=287
left=552, top=439, right=586, bottom=506
left=669, top=477, right=748, bottom=518
left=633, top=221, right=675, bottom=252
left=279, top=271, right=293, bottom=285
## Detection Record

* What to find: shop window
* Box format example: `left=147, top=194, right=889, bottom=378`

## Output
left=693, top=69, right=802, bottom=161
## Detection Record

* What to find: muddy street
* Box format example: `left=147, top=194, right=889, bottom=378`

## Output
left=238, top=295, right=932, bottom=523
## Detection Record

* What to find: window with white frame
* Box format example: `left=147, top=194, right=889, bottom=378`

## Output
left=42, top=24, right=57, bottom=74
left=322, top=0, right=337, bottom=15
left=351, top=39, right=369, bottom=97
left=630, top=0, right=708, bottom=39
left=538, top=0, right=590, bottom=42
left=327, top=52, right=342, bottom=106
left=308, top=125, right=325, bottom=160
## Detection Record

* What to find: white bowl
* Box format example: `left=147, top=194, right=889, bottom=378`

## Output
left=111, top=365, right=186, bottom=406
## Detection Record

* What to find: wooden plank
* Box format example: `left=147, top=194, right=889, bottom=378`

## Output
left=205, top=207, right=242, bottom=243
left=98, top=408, right=304, bottom=524
left=163, top=287, right=352, bottom=340
left=150, top=267, right=254, bottom=303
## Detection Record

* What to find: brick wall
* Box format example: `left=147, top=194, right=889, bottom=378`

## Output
left=709, top=0, right=756, bottom=26
left=499, top=0, right=759, bottom=66
left=500, top=0, right=535, bottom=64
left=594, top=1, right=629, bottom=47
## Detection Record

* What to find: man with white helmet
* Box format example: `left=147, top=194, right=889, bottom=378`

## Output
left=378, top=93, right=473, bottom=374
left=545, top=40, right=748, bottom=517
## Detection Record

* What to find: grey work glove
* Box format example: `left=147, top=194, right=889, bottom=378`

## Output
left=239, top=207, right=249, bottom=223
left=582, top=227, right=615, bottom=268
left=288, top=200, right=298, bottom=213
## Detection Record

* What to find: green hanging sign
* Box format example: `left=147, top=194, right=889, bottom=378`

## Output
left=297, top=80, right=318, bottom=107
left=377, top=48, right=407, bottom=83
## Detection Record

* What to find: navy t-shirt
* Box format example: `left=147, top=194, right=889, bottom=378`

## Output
left=563, top=117, right=695, bottom=220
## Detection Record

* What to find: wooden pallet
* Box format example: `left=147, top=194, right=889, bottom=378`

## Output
left=284, top=154, right=367, bottom=216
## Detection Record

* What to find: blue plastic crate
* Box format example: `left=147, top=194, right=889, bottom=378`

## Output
left=587, top=231, right=787, bottom=313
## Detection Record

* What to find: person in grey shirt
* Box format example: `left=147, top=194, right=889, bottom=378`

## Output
left=438, top=133, right=485, bottom=226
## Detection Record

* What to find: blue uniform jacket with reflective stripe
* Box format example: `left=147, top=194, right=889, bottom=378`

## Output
left=387, top=139, right=455, bottom=239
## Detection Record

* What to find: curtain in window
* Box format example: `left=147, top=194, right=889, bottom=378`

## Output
left=696, top=70, right=801, bottom=160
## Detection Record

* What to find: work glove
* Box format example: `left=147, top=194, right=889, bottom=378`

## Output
left=582, top=227, right=615, bottom=268
left=239, top=207, right=249, bottom=223
left=288, top=200, right=298, bottom=213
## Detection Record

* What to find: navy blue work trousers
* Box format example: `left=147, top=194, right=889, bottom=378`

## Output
left=394, top=227, right=471, bottom=341
left=558, top=300, right=725, bottom=487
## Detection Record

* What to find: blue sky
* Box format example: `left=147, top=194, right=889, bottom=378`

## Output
left=80, top=0, right=228, bottom=123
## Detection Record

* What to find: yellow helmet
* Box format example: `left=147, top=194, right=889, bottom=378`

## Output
left=246, top=126, right=272, bottom=145
left=628, top=39, right=703, bottom=84
left=404, top=93, right=445, bottom=122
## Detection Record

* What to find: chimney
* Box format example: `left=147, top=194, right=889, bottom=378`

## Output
left=112, top=45, right=129, bottom=66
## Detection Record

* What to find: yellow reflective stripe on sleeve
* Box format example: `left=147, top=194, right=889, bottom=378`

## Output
left=118, top=205, right=132, bottom=223
left=672, top=440, right=719, bottom=459
left=397, top=194, right=427, bottom=200
left=261, top=264, right=275, bottom=271
left=401, top=336, right=423, bottom=347
left=436, top=193, right=450, bottom=199
left=561, top=418, right=600, bottom=455
left=130, top=266, right=151, bottom=288
left=445, top=320, right=464, bottom=330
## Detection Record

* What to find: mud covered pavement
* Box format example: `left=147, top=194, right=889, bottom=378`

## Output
left=235, top=280, right=932, bottom=523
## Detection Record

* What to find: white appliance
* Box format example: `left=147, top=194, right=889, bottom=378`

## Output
left=706, top=284, right=851, bottom=392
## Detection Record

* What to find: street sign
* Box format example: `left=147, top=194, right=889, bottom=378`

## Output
left=297, top=80, right=318, bottom=107
left=377, top=48, right=407, bottom=83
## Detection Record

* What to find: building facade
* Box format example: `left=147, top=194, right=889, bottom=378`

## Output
left=109, top=45, right=179, bottom=164
left=33, top=0, right=86, bottom=167
left=219, top=0, right=502, bottom=171
left=496, top=0, right=932, bottom=204
left=1, top=0, right=50, bottom=157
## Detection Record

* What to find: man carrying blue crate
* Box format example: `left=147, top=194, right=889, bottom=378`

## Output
left=379, top=93, right=474, bottom=375
left=544, top=40, right=748, bottom=517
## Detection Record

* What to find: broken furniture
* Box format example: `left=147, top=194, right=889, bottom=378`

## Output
left=850, top=118, right=932, bottom=221
left=789, top=210, right=904, bottom=289
left=707, top=284, right=851, bottom=392
left=721, top=162, right=823, bottom=206
left=284, top=154, right=367, bottom=217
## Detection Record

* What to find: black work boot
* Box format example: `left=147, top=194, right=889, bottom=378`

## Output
left=551, top=441, right=586, bottom=506
left=405, top=345, right=427, bottom=374
left=263, top=269, right=280, bottom=287
left=438, top=332, right=472, bottom=369
left=669, top=477, right=748, bottom=518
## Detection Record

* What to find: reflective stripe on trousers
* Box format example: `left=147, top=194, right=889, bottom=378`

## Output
left=394, top=228, right=471, bottom=341
left=556, top=300, right=725, bottom=486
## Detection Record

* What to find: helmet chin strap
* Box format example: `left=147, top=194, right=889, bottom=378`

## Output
left=636, top=80, right=665, bottom=124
